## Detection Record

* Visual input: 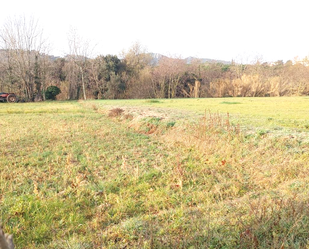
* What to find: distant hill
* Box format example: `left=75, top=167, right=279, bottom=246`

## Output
left=184, top=56, right=231, bottom=65
left=0, top=49, right=231, bottom=65
left=0, top=49, right=61, bottom=62
left=149, top=53, right=231, bottom=65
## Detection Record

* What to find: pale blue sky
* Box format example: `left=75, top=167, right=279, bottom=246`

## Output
left=0, top=0, right=308, bottom=62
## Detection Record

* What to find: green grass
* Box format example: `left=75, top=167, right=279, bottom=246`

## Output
left=89, top=97, right=309, bottom=130
left=1, top=98, right=309, bottom=248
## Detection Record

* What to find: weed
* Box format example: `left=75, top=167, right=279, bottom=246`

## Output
left=220, top=101, right=241, bottom=104
left=166, top=121, right=176, bottom=128
left=91, top=104, right=98, bottom=111
left=257, top=129, right=268, bottom=136
left=122, top=113, right=134, bottom=120
left=108, top=108, right=124, bottom=117
left=145, top=99, right=161, bottom=103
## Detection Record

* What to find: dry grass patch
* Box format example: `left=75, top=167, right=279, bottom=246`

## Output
left=108, top=108, right=124, bottom=117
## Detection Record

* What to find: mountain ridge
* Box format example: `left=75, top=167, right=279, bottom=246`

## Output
left=149, top=53, right=231, bottom=65
left=0, top=49, right=231, bottom=65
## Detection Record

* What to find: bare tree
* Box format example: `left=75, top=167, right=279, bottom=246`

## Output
left=121, top=42, right=152, bottom=98
left=151, top=56, right=186, bottom=98
left=0, top=16, right=47, bottom=101
left=67, top=28, right=92, bottom=100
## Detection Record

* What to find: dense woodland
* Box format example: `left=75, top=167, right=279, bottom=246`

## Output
left=1, top=18, right=309, bottom=101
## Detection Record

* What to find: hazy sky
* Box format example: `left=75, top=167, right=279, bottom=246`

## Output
left=0, top=0, right=308, bottom=62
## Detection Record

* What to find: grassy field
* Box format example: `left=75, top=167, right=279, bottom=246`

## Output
left=1, top=97, right=309, bottom=248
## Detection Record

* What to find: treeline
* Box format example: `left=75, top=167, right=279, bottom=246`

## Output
left=0, top=17, right=309, bottom=100
left=1, top=45, right=309, bottom=101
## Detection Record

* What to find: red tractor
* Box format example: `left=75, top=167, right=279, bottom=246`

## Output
left=0, top=92, right=17, bottom=103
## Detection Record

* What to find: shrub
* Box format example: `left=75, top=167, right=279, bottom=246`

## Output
left=45, top=86, right=61, bottom=100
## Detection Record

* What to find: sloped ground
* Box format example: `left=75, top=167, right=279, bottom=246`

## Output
left=84, top=101, right=309, bottom=248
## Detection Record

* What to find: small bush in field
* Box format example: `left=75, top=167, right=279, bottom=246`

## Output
left=45, top=86, right=61, bottom=100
